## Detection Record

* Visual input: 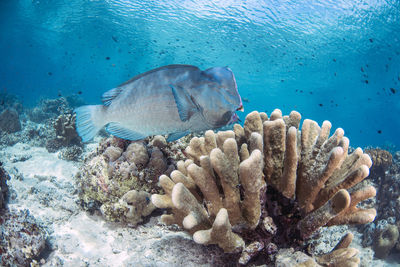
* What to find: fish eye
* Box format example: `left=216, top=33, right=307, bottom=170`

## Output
left=220, top=111, right=232, bottom=123
left=209, top=111, right=233, bottom=128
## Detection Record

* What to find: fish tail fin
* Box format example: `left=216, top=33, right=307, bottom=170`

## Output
left=74, top=105, right=107, bottom=142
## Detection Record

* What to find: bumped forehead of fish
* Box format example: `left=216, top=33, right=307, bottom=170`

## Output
left=202, top=67, right=241, bottom=105
left=203, top=67, right=236, bottom=88
left=200, top=66, right=242, bottom=109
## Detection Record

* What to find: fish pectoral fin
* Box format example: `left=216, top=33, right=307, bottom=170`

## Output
left=101, top=87, right=123, bottom=106
left=167, top=131, right=190, bottom=142
left=170, top=85, right=199, bottom=122
left=106, top=122, right=146, bottom=140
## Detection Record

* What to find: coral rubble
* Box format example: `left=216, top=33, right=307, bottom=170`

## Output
left=0, top=162, right=9, bottom=210
left=76, top=135, right=186, bottom=226
left=276, top=235, right=360, bottom=267
left=58, top=145, right=83, bottom=161
left=0, top=163, right=46, bottom=266
left=152, top=109, right=376, bottom=265
left=362, top=148, right=400, bottom=259
left=0, top=209, right=47, bottom=266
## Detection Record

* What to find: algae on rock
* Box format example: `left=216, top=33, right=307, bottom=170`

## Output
left=373, top=224, right=399, bottom=259
left=77, top=135, right=186, bottom=226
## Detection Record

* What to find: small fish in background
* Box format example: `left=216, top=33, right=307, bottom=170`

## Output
left=75, top=64, right=243, bottom=142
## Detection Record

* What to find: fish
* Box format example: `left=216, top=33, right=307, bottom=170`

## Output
left=74, top=64, right=243, bottom=142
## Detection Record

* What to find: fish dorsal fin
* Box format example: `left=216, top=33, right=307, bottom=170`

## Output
left=106, top=122, right=147, bottom=140
left=102, top=87, right=123, bottom=106
left=118, top=64, right=200, bottom=87
left=170, top=85, right=200, bottom=122
left=101, top=65, right=200, bottom=106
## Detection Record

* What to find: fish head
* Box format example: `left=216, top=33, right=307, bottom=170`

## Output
left=195, top=67, right=243, bottom=128
left=203, top=67, right=243, bottom=109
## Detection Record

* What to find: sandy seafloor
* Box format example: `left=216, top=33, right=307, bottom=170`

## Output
left=1, top=140, right=400, bottom=266
left=1, top=140, right=229, bottom=266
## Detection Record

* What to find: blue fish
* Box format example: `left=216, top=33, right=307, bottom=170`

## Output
left=75, top=64, right=243, bottom=142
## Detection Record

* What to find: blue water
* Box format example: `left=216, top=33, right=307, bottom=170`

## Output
left=1, top=0, right=399, bottom=149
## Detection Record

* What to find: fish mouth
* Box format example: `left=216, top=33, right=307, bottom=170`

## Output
left=229, top=104, right=243, bottom=125
left=228, top=113, right=240, bottom=125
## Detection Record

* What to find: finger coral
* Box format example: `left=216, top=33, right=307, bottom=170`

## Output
left=152, top=109, right=376, bottom=265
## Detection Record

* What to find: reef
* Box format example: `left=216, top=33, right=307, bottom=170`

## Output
left=0, top=92, right=23, bottom=114
left=152, top=109, right=376, bottom=265
left=0, top=162, right=9, bottom=210
left=373, top=224, right=399, bottom=259
left=0, top=119, right=54, bottom=148
left=0, top=95, right=85, bottom=150
left=361, top=149, right=400, bottom=259
left=364, top=148, right=392, bottom=179
left=27, top=95, right=85, bottom=123
left=0, top=108, right=21, bottom=133
left=27, top=97, right=69, bottom=123
left=45, top=113, right=82, bottom=156
left=76, top=135, right=188, bottom=226
left=0, top=163, right=46, bottom=266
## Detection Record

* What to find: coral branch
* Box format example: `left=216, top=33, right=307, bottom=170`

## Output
left=193, top=208, right=245, bottom=253
left=298, top=189, right=350, bottom=238
left=327, top=186, right=377, bottom=226
left=239, top=149, right=265, bottom=229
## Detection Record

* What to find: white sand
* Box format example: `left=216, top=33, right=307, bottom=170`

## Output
left=1, top=143, right=225, bottom=266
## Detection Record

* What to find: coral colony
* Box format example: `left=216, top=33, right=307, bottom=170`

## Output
left=152, top=109, right=376, bottom=265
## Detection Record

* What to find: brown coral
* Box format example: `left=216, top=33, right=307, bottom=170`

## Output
left=373, top=224, right=399, bottom=259
left=364, top=148, right=392, bottom=180
left=45, top=113, right=82, bottom=152
left=77, top=135, right=184, bottom=225
left=152, top=109, right=376, bottom=265
left=364, top=148, right=392, bottom=170
left=0, top=108, right=21, bottom=133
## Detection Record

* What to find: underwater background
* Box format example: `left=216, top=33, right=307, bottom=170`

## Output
left=1, top=1, right=400, bottom=266
left=1, top=0, right=399, bottom=149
